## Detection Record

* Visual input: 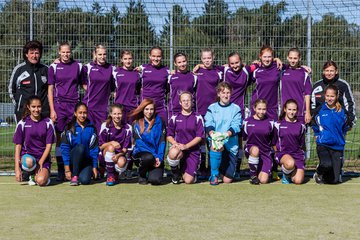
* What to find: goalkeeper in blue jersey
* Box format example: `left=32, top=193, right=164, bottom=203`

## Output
left=204, top=82, right=242, bottom=185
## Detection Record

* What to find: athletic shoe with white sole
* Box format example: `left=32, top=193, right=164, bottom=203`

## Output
left=249, top=176, right=260, bottom=185
left=313, top=172, right=324, bottom=184
left=209, top=175, right=219, bottom=186
left=28, top=175, right=36, bottom=186
left=70, top=176, right=79, bottom=186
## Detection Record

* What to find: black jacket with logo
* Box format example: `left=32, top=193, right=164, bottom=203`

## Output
left=311, top=74, right=356, bottom=127
left=8, top=60, right=49, bottom=121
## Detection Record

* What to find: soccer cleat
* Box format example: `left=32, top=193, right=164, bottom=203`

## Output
left=106, top=176, right=116, bottom=186
left=281, top=174, right=292, bottom=184
left=28, top=175, right=37, bottom=186
left=313, top=172, right=324, bottom=184
left=249, top=176, right=260, bottom=185
left=138, top=177, right=148, bottom=185
left=171, top=175, right=181, bottom=184
left=272, top=171, right=280, bottom=181
left=70, top=176, right=79, bottom=186
left=209, top=175, right=219, bottom=186
left=125, top=170, right=133, bottom=179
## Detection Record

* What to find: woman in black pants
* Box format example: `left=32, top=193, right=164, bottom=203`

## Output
left=129, top=98, right=166, bottom=185
left=60, top=102, right=99, bottom=186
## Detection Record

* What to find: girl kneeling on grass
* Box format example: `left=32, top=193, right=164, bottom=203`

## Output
left=99, top=104, right=132, bottom=186
left=167, top=92, right=204, bottom=184
left=274, top=99, right=306, bottom=184
left=129, top=98, right=166, bottom=185
left=312, top=85, right=349, bottom=184
left=13, top=96, right=55, bottom=186
left=204, top=82, right=242, bottom=185
left=242, top=99, right=275, bottom=185
left=60, top=102, right=99, bottom=186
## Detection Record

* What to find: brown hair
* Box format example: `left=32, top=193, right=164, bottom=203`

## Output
left=288, top=47, right=301, bottom=58
left=174, top=52, right=188, bottom=63
left=216, top=82, right=233, bottom=102
left=58, top=41, right=71, bottom=51
left=22, top=95, right=42, bottom=120
left=322, top=60, right=338, bottom=71
left=105, top=104, right=124, bottom=127
left=279, top=99, right=298, bottom=120
left=129, top=98, right=156, bottom=134
left=259, top=45, right=274, bottom=57
left=23, top=40, right=43, bottom=60
left=118, top=50, right=133, bottom=67
left=149, top=46, right=163, bottom=56
left=325, top=84, right=342, bottom=112
left=228, top=51, right=242, bottom=62
left=253, top=99, right=267, bottom=109
left=200, top=48, right=214, bottom=58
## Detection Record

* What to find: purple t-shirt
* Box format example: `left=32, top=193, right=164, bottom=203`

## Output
left=82, top=62, right=115, bottom=109
left=99, top=121, right=132, bottom=151
left=280, top=67, right=312, bottom=117
left=113, top=67, right=141, bottom=108
left=48, top=60, right=82, bottom=102
left=13, top=116, right=55, bottom=160
left=251, top=62, right=280, bottom=118
left=224, top=65, right=252, bottom=114
left=195, top=67, right=223, bottom=116
left=168, top=71, right=197, bottom=115
left=167, top=112, right=205, bottom=150
left=243, top=116, right=275, bottom=154
left=141, top=64, right=169, bottom=110
left=274, top=119, right=306, bottom=154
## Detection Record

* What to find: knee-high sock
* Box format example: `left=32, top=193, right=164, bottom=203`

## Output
left=209, top=150, right=222, bottom=177
left=248, top=155, right=259, bottom=178
left=105, top=152, right=115, bottom=177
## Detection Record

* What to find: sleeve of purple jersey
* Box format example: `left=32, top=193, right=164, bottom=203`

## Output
left=299, top=124, right=306, bottom=149
left=98, top=126, right=107, bottom=146
left=123, top=129, right=132, bottom=149
left=242, top=121, right=248, bottom=141
left=272, top=122, right=279, bottom=147
left=13, top=122, right=24, bottom=144
left=196, top=115, right=205, bottom=138
left=304, top=73, right=312, bottom=95
left=81, top=64, right=89, bottom=85
left=47, top=64, right=55, bottom=85
left=167, top=116, right=175, bottom=138
left=46, top=120, right=56, bottom=144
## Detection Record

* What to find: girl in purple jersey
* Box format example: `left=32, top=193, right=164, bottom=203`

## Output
left=13, top=96, right=55, bottom=186
left=82, top=45, right=115, bottom=133
left=274, top=100, right=306, bottom=184
left=99, top=104, right=132, bottom=186
left=168, top=52, right=197, bottom=116
left=280, top=48, right=312, bottom=124
left=140, top=46, right=170, bottom=123
left=243, top=99, right=275, bottom=184
left=113, top=50, right=141, bottom=178
left=114, top=50, right=141, bottom=124
left=167, top=92, right=204, bottom=184
left=48, top=42, right=82, bottom=182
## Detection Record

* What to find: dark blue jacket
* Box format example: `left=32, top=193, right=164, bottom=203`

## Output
left=60, top=120, right=99, bottom=167
left=312, top=103, right=349, bottom=151
left=132, top=115, right=166, bottom=162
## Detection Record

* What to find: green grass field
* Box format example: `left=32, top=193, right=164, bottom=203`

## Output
left=1, top=176, right=359, bottom=240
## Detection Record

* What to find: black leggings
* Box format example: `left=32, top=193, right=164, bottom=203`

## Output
left=70, top=144, right=93, bottom=184
left=133, top=151, right=164, bottom=185
left=316, top=145, right=343, bottom=184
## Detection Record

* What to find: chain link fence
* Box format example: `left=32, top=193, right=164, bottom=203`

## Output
left=0, top=0, right=359, bottom=172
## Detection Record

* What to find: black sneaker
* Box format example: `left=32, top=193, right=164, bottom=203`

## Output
left=171, top=175, right=181, bottom=184
left=138, top=177, right=148, bottom=185
left=22, top=171, right=30, bottom=182
left=313, top=172, right=324, bottom=184
left=56, top=171, right=65, bottom=182
left=249, top=176, right=260, bottom=185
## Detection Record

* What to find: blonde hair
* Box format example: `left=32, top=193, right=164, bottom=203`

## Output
left=93, top=44, right=107, bottom=62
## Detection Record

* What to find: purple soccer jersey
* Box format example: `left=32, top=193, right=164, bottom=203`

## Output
left=48, top=60, right=82, bottom=102
left=82, top=62, right=115, bottom=110
left=224, top=65, right=252, bottom=115
left=13, top=116, right=55, bottom=161
left=280, top=67, right=312, bottom=118
left=113, top=67, right=140, bottom=109
left=195, top=67, right=223, bottom=116
left=251, top=62, right=280, bottom=120
left=99, top=121, right=132, bottom=153
left=274, top=120, right=305, bottom=153
left=167, top=112, right=205, bottom=150
left=168, top=71, right=197, bottom=115
left=243, top=116, right=275, bottom=154
left=141, top=64, right=169, bottom=109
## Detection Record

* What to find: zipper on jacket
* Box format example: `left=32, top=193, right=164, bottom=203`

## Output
left=34, top=73, right=38, bottom=95
left=17, top=95, right=23, bottom=111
